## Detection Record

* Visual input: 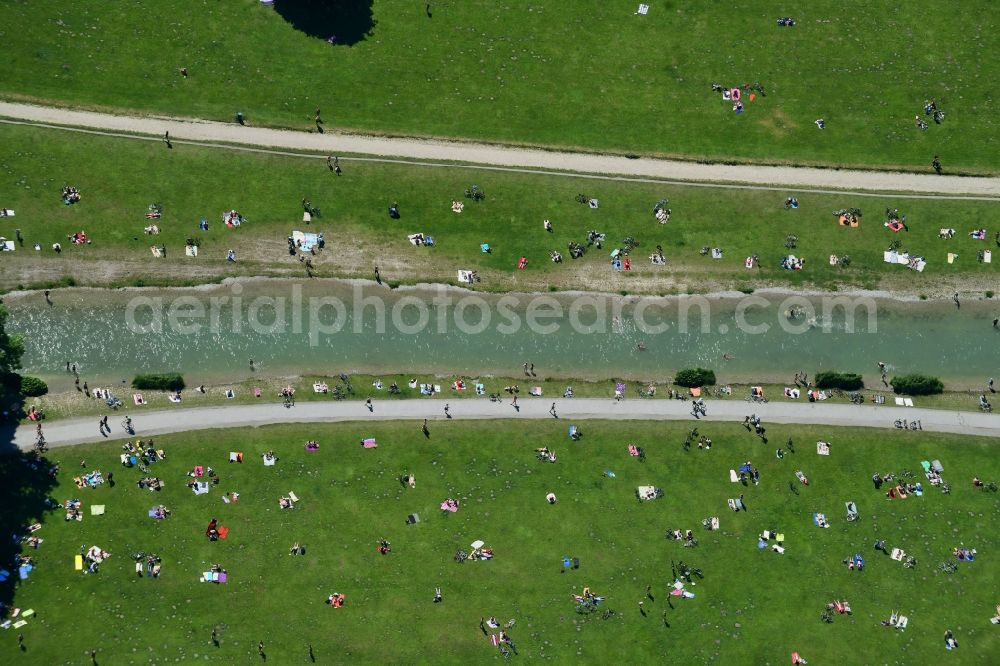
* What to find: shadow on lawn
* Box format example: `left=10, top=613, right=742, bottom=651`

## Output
left=0, top=419, right=59, bottom=616
left=273, top=0, right=376, bottom=45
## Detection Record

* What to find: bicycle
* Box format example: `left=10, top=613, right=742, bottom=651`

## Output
left=121, top=419, right=135, bottom=435
left=34, top=435, right=47, bottom=453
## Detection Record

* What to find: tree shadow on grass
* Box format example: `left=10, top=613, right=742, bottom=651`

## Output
left=273, top=0, right=375, bottom=46
left=0, top=420, right=60, bottom=618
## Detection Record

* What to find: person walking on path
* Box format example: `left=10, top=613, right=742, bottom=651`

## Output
left=444, top=403, right=451, bottom=418
left=511, top=395, right=519, bottom=412
left=549, top=402, right=557, bottom=418
left=365, top=398, right=373, bottom=412
left=163, top=131, right=172, bottom=149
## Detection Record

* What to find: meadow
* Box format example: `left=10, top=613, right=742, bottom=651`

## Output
left=0, top=1, right=997, bottom=172
left=1, top=123, right=997, bottom=295
left=1, top=420, right=997, bottom=663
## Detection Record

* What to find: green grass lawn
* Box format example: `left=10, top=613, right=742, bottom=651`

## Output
left=0, top=1, right=997, bottom=172
left=1, top=124, right=997, bottom=294
left=2, top=420, right=997, bottom=663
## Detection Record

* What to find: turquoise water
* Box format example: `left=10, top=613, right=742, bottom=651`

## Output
left=6, top=281, right=1000, bottom=387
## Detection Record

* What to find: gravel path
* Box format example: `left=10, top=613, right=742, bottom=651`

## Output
left=2, top=101, right=999, bottom=198
left=17, top=398, right=999, bottom=451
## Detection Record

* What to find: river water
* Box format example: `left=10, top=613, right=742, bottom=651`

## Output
left=5, top=280, right=999, bottom=387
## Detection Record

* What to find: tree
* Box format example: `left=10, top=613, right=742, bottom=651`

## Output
left=673, top=368, right=717, bottom=388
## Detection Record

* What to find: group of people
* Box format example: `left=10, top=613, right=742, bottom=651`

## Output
left=62, top=186, right=81, bottom=205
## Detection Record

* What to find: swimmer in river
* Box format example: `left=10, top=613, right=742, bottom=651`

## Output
left=637, top=342, right=647, bottom=351
left=723, top=353, right=734, bottom=361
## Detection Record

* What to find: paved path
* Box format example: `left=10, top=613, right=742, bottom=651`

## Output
left=2, top=101, right=998, bottom=199
left=17, top=398, right=999, bottom=451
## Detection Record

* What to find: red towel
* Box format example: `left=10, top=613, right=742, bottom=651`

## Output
left=218, top=526, right=230, bottom=540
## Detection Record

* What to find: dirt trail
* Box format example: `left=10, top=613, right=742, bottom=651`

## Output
left=2, top=101, right=999, bottom=198
left=16, top=398, right=999, bottom=450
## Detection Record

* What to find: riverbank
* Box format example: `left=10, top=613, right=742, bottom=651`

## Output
left=1, top=123, right=998, bottom=298
left=22, top=372, right=993, bottom=425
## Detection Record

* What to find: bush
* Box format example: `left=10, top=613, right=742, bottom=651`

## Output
left=19, top=375, right=48, bottom=397
left=891, top=373, right=944, bottom=396
left=132, top=373, right=185, bottom=392
left=814, top=371, right=864, bottom=391
left=673, top=368, right=716, bottom=388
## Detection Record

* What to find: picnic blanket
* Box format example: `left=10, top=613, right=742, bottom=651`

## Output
left=90, top=504, right=105, bottom=516
left=292, top=230, right=319, bottom=252
left=729, top=469, right=739, bottom=483
left=816, top=441, right=830, bottom=455
left=813, top=513, right=829, bottom=528
left=201, top=571, right=229, bottom=583
left=363, top=438, right=377, bottom=448
left=637, top=485, right=660, bottom=500
left=263, top=455, right=277, bottom=466
left=193, top=481, right=210, bottom=495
